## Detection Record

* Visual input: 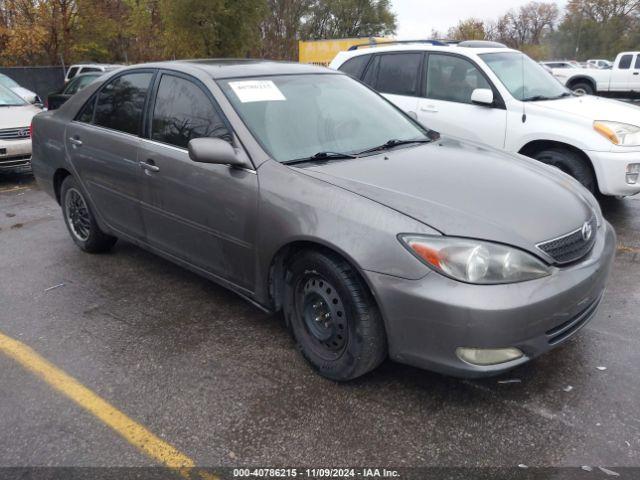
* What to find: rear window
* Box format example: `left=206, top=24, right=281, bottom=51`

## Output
left=619, top=54, right=633, bottom=69
left=66, top=67, right=79, bottom=80
left=364, top=53, right=422, bottom=97
left=338, top=55, right=370, bottom=78
left=93, top=72, right=153, bottom=135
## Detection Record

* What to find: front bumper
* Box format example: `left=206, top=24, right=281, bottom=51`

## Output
left=365, top=222, right=616, bottom=378
left=586, top=149, right=640, bottom=196
left=0, top=138, right=32, bottom=171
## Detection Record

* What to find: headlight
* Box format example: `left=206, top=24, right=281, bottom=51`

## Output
left=399, top=235, right=551, bottom=284
left=594, top=121, right=640, bottom=146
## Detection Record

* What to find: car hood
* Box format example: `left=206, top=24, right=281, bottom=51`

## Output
left=533, top=95, right=640, bottom=123
left=293, top=138, right=596, bottom=259
left=11, top=86, right=38, bottom=102
left=0, top=105, right=40, bottom=129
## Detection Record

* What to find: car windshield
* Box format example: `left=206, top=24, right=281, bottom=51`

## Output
left=219, top=74, right=429, bottom=163
left=0, top=84, right=27, bottom=106
left=481, top=52, right=570, bottom=101
left=0, top=74, right=20, bottom=89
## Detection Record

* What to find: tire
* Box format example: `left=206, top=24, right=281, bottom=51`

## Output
left=283, top=250, right=387, bottom=381
left=60, top=176, right=117, bottom=253
left=570, top=81, right=594, bottom=95
left=532, top=148, right=597, bottom=194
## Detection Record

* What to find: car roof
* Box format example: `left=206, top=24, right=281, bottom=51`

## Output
left=121, top=59, right=337, bottom=79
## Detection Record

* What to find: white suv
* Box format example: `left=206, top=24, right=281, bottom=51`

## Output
left=330, top=40, right=640, bottom=197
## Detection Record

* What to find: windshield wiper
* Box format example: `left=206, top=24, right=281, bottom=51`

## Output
left=356, top=138, right=431, bottom=155
left=523, top=92, right=573, bottom=102
left=283, top=151, right=358, bottom=165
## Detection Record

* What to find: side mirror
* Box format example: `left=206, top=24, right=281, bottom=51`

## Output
left=188, top=137, right=246, bottom=168
left=471, top=88, right=494, bottom=106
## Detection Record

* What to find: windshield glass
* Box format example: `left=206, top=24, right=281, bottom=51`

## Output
left=0, top=84, right=27, bottom=106
left=219, top=74, right=428, bottom=162
left=0, top=74, right=20, bottom=89
left=481, top=52, right=569, bottom=101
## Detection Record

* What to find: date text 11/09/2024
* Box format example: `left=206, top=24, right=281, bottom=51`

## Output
left=233, top=468, right=400, bottom=477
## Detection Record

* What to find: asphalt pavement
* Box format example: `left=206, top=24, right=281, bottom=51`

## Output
left=0, top=171, right=639, bottom=476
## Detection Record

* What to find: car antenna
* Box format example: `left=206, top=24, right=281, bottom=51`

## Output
left=521, top=52, right=527, bottom=123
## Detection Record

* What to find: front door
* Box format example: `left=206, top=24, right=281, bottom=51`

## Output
left=610, top=54, right=634, bottom=91
left=416, top=53, right=507, bottom=149
left=138, top=72, right=258, bottom=290
left=66, top=71, right=155, bottom=239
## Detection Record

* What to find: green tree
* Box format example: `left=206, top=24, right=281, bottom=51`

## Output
left=302, top=0, right=396, bottom=40
left=447, top=18, right=486, bottom=41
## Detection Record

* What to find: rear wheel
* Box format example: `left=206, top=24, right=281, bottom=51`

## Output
left=532, top=148, right=597, bottom=194
left=283, top=250, right=387, bottom=381
left=570, top=81, right=594, bottom=95
left=60, top=176, right=117, bottom=253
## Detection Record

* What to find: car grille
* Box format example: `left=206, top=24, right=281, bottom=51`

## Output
left=536, top=215, right=598, bottom=264
left=0, top=154, right=31, bottom=169
left=0, top=127, right=30, bottom=140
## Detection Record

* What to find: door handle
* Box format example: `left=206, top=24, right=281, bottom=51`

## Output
left=634, top=72, right=639, bottom=75
left=139, top=160, right=160, bottom=173
left=420, top=105, right=438, bottom=113
left=68, top=137, right=83, bottom=147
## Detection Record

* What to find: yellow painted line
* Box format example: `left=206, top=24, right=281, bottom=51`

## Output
left=0, top=185, right=30, bottom=193
left=617, top=243, right=640, bottom=254
left=0, top=330, right=218, bottom=480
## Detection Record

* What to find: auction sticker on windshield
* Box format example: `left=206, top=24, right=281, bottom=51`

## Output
left=229, top=80, right=286, bottom=103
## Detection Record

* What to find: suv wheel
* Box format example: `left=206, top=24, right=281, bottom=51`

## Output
left=60, top=176, right=117, bottom=253
left=532, top=148, right=597, bottom=194
left=283, top=250, right=387, bottom=381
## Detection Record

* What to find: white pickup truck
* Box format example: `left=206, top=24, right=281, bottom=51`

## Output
left=554, top=52, right=640, bottom=95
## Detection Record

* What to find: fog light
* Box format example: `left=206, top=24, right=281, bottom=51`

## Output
left=456, top=347, right=524, bottom=366
left=626, top=163, right=640, bottom=184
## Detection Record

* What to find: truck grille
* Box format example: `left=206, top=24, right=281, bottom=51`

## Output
left=536, top=215, right=598, bottom=264
left=0, top=154, right=31, bottom=169
left=0, top=127, right=30, bottom=140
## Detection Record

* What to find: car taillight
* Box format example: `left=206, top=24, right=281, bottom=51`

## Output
left=29, top=123, right=33, bottom=138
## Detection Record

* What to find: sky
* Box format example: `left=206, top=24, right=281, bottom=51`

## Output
left=393, top=0, right=567, bottom=39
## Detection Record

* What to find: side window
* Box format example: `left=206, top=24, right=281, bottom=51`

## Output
left=426, top=54, right=491, bottom=104
left=80, top=67, right=101, bottom=74
left=634, top=55, right=640, bottom=69
left=375, top=53, right=422, bottom=96
left=66, top=67, right=79, bottom=80
left=77, top=96, right=96, bottom=123
left=361, top=55, right=380, bottom=87
left=338, top=55, right=370, bottom=78
left=94, top=72, right=153, bottom=135
left=151, top=74, right=230, bottom=149
left=619, top=54, right=633, bottom=69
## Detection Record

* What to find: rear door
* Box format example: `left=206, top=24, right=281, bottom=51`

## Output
left=65, top=70, right=155, bottom=239
left=416, top=53, right=507, bottom=148
left=138, top=71, right=258, bottom=290
left=609, top=54, right=634, bottom=91
left=360, top=52, right=423, bottom=118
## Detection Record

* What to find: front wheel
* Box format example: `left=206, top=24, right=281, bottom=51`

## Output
left=283, top=250, right=387, bottom=381
left=532, top=148, right=597, bottom=194
left=60, top=176, right=117, bottom=253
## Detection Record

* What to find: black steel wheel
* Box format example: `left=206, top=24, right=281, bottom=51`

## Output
left=283, top=249, right=387, bottom=381
left=60, top=176, right=117, bottom=253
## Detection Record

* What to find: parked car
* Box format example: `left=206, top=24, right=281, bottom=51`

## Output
left=0, top=73, right=41, bottom=104
left=64, top=64, right=120, bottom=83
left=46, top=72, right=103, bottom=110
left=0, top=85, right=41, bottom=172
left=552, top=52, right=640, bottom=95
left=587, top=59, right=613, bottom=69
left=330, top=40, right=640, bottom=197
left=541, top=61, right=577, bottom=69
left=31, top=60, right=615, bottom=380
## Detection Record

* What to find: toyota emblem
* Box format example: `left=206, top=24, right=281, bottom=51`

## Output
left=18, top=128, right=29, bottom=138
left=581, top=222, right=592, bottom=242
